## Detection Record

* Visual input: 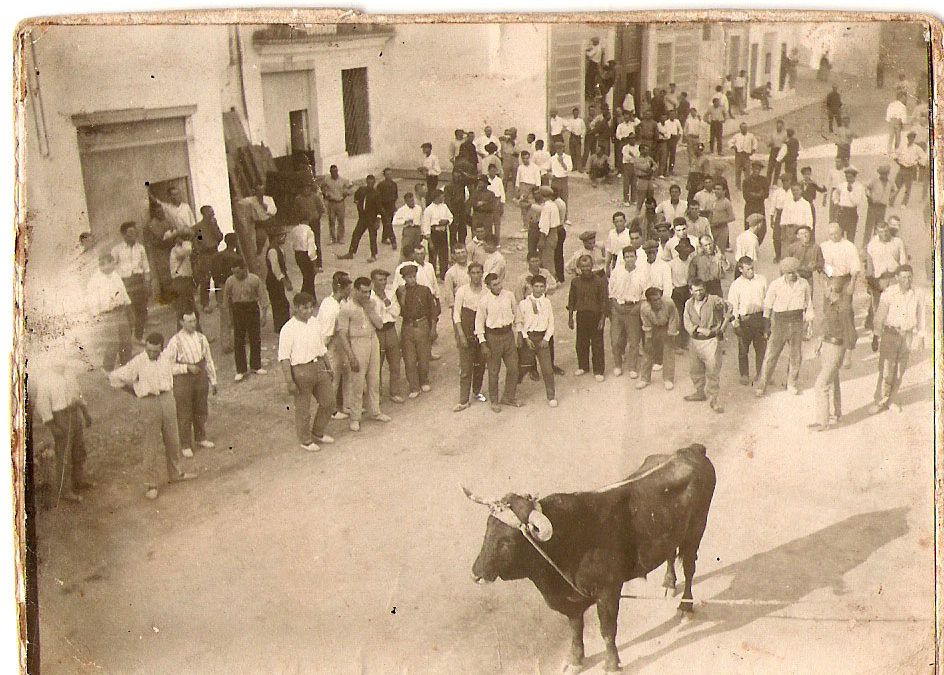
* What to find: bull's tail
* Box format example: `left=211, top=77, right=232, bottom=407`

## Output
left=688, top=443, right=708, bottom=456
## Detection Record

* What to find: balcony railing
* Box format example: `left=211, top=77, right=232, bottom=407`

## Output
left=252, top=23, right=394, bottom=45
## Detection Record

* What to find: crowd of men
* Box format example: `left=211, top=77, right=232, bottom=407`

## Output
left=36, top=60, right=930, bottom=505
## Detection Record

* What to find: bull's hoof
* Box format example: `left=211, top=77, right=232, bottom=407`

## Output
left=677, top=599, right=694, bottom=613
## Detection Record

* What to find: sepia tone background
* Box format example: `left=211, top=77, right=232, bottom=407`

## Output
left=13, top=10, right=941, bottom=674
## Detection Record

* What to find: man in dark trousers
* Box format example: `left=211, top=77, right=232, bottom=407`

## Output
left=742, top=160, right=770, bottom=245
left=339, top=174, right=381, bottom=263
left=376, top=168, right=399, bottom=249
left=825, top=85, right=843, bottom=133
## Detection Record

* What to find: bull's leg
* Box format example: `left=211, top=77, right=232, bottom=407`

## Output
left=662, top=552, right=678, bottom=595
left=677, top=547, right=697, bottom=613
left=564, top=610, right=586, bottom=669
left=596, top=592, right=622, bottom=671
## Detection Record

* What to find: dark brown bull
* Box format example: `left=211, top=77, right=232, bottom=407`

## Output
left=466, top=443, right=715, bottom=672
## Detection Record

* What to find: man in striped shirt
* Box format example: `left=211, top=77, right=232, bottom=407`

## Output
left=164, top=311, right=218, bottom=458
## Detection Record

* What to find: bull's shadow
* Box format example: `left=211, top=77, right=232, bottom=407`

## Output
left=583, top=508, right=911, bottom=672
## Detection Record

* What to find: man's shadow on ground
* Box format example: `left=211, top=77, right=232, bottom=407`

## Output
left=580, top=507, right=910, bottom=672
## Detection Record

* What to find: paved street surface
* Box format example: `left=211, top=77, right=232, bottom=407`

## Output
left=36, top=69, right=934, bottom=674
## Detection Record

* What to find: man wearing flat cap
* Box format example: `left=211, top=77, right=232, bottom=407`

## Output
left=566, top=230, right=607, bottom=277
left=755, top=256, right=813, bottom=397
left=831, top=166, right=867, bottom=246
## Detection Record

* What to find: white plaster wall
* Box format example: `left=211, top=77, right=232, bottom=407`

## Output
left=22, top=24, right=233, bottom=318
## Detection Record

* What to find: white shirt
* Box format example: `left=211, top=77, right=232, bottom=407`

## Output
left=371, top=288, right=401, bottom=324
left=475, top=134, right=501, bottom=157
left=622, top=92, right=635, bottom=113
left=161, top=201, right=196, bottom=231
left=422, top=153, right=442, bottom=177
left=655, top=199, right=688, bottom=224
left=637, top=258, right=673, bottom=299
left=487, top=175, right=506, bottom=204
left=885, top=100, right=909, bottom=124
left=317, top=295, right=343, bottom=343
left=518, top=295, right=555, bottom=338
left=422, top=202, right=454, bottom=236
left=780, top=196, right=814, bottom=227
left=111, top=242, right=149, bottom=278
left=867, top=236, right=908, bottom=277
left=549, top=153, right=573, bottom=178
left=533, top=150, right=552, bottom=174
left=894, top=142, right=928, bottom=168
left=291, top=223, right=317, bottom=259
left=767, top=186, right=790, bottom=216
left=821, top=239, right=863, bottom=277
left=878, top=285, right=920, bottom=332
left=733, top=229, right=760, bottom=262
left=549, top=116, right=565, bottom=136
left=605, top=228, right=632, bottom=258
left=278, top=316, right=328, bottom=365
left=393, top=260, right=441, bottom=299
left=727, top=273, right=768, bottom=317
left=392, top=203, right=424, bottom=229
left=729, top=132, right=759, bottom=154
left=832, top=182, right=868, bottom=211
left=87, top=270, right=131, bottom=315
left=516, top=163, right=542, bottom=187
left=622, top=143, right=640, bottom=164
left=538, top=201, right=561, bottom=235
left=565, top=117, right=586, bottom=137
left=615, top=119, right=639, bottom=140
left=661, top=118, right=683, bottom=138
left=608, top=264, right=647, bottom=302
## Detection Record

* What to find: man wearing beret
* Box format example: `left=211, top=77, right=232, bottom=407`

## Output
left=566, top=230, right=607, bottom=277
left=755, top=257, right=813, bottom=397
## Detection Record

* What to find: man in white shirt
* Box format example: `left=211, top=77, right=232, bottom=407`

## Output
left=872, top=264, right=922, bottom=413
left=516, top=275, right=557, bottom=406
left=885, top=91, right=909, bottom=155
left=727, top=256, right=768, bottom=384
left=755, top=257, right=813, bottom=396
left=622, top=87, right=636, bottom=117
left=533, top=186, right=561, bottom=275
left=476, top=273, right=521, bottom=412
left=767, top=173, right=793, bottom=262
left=112, top=221, right=151, bottom=342
left=419, top=142, right=442, bottom=196
left=549, top=109, right=566, bottom=147
left=392, top=192, right=424, bottom=254
left=780, top=182, right=815, bottom=253
left=474, top=125, right=500, bottom=160
left=565, top=107, right=587, bottom=171
left=733, top=214, right=764, bottom=278
left=664, top=218, right=700, bottom=261
left=515, top=150, right=542, bottom=232
left=279, top=292, right=336, bottom=451
left=865, top=220, right=909, bottom=331
left=661, top=110, right=684, bottom=175
left=637, top=239, right=673, bottom=301
left=422, top=189, right=454, bottom=279
left=163, top=310, right=218, bottom=458
left=291, top=220, right=318, bottom=299
left=87, top=253, right=134, bottom=371
left=607, top=246, right=646, bottom=378
left=549, top=141, right=574, bottom=205
left=889, top=130, right=928, bottom=207
left=656, top=184, right=688, bottom=225
left=318, top=272, right=353, bottom=421
left=820, top=222, right=863, bottom=343
left=369, top=269, right=406, bottom=404
left=728, top=122, right=759, bottom=191
left=532, top=139, right=552, bottom=178
left=152, top=185, right=197, bottom=233
left=831, top=166, right=868, bottom=245
left=604, top=211, right=632, bottom=274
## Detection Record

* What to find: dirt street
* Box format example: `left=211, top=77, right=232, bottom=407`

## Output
left=35, top=69, right=934, bottom=674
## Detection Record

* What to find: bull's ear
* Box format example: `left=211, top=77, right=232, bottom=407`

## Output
left=527, top=510, right=554, bottom=542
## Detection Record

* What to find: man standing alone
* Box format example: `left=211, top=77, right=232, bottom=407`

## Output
left=163, top=310, right=218, bottom=458
left=340, top=174, right=382, bottom=263
left=476, top=272, right=522, bottom=412
left=683, top=279, right=730, bottom=412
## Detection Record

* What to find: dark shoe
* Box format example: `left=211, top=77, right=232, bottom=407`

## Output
left=490, top=404, right=502, bottom=413
left=552, top=366, right=565, bottom=376
left=738, top=375, right=750, bottom=386
left=529, top=371, right=540, bottom=381
left=709, top=398, right=725, bottom=413
left=337, top=253, right=354, bottom=260
left=367, top=256, right=377, bottom=263
left=500, top=399, right=523, bottom=408
left=807, top=422, right=829, bottom=432
left=683, top=392, right=707, bottom=402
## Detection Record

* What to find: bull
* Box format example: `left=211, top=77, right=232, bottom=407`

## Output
left=465, top=443, right=715, bottom=672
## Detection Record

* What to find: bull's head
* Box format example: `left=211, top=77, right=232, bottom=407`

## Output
left=463, top=486, right=553, bottom=584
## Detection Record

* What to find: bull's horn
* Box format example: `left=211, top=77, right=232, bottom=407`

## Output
left=527, top=510, right=554, bottom=542
left=461, top=485, right=491, bottom=506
